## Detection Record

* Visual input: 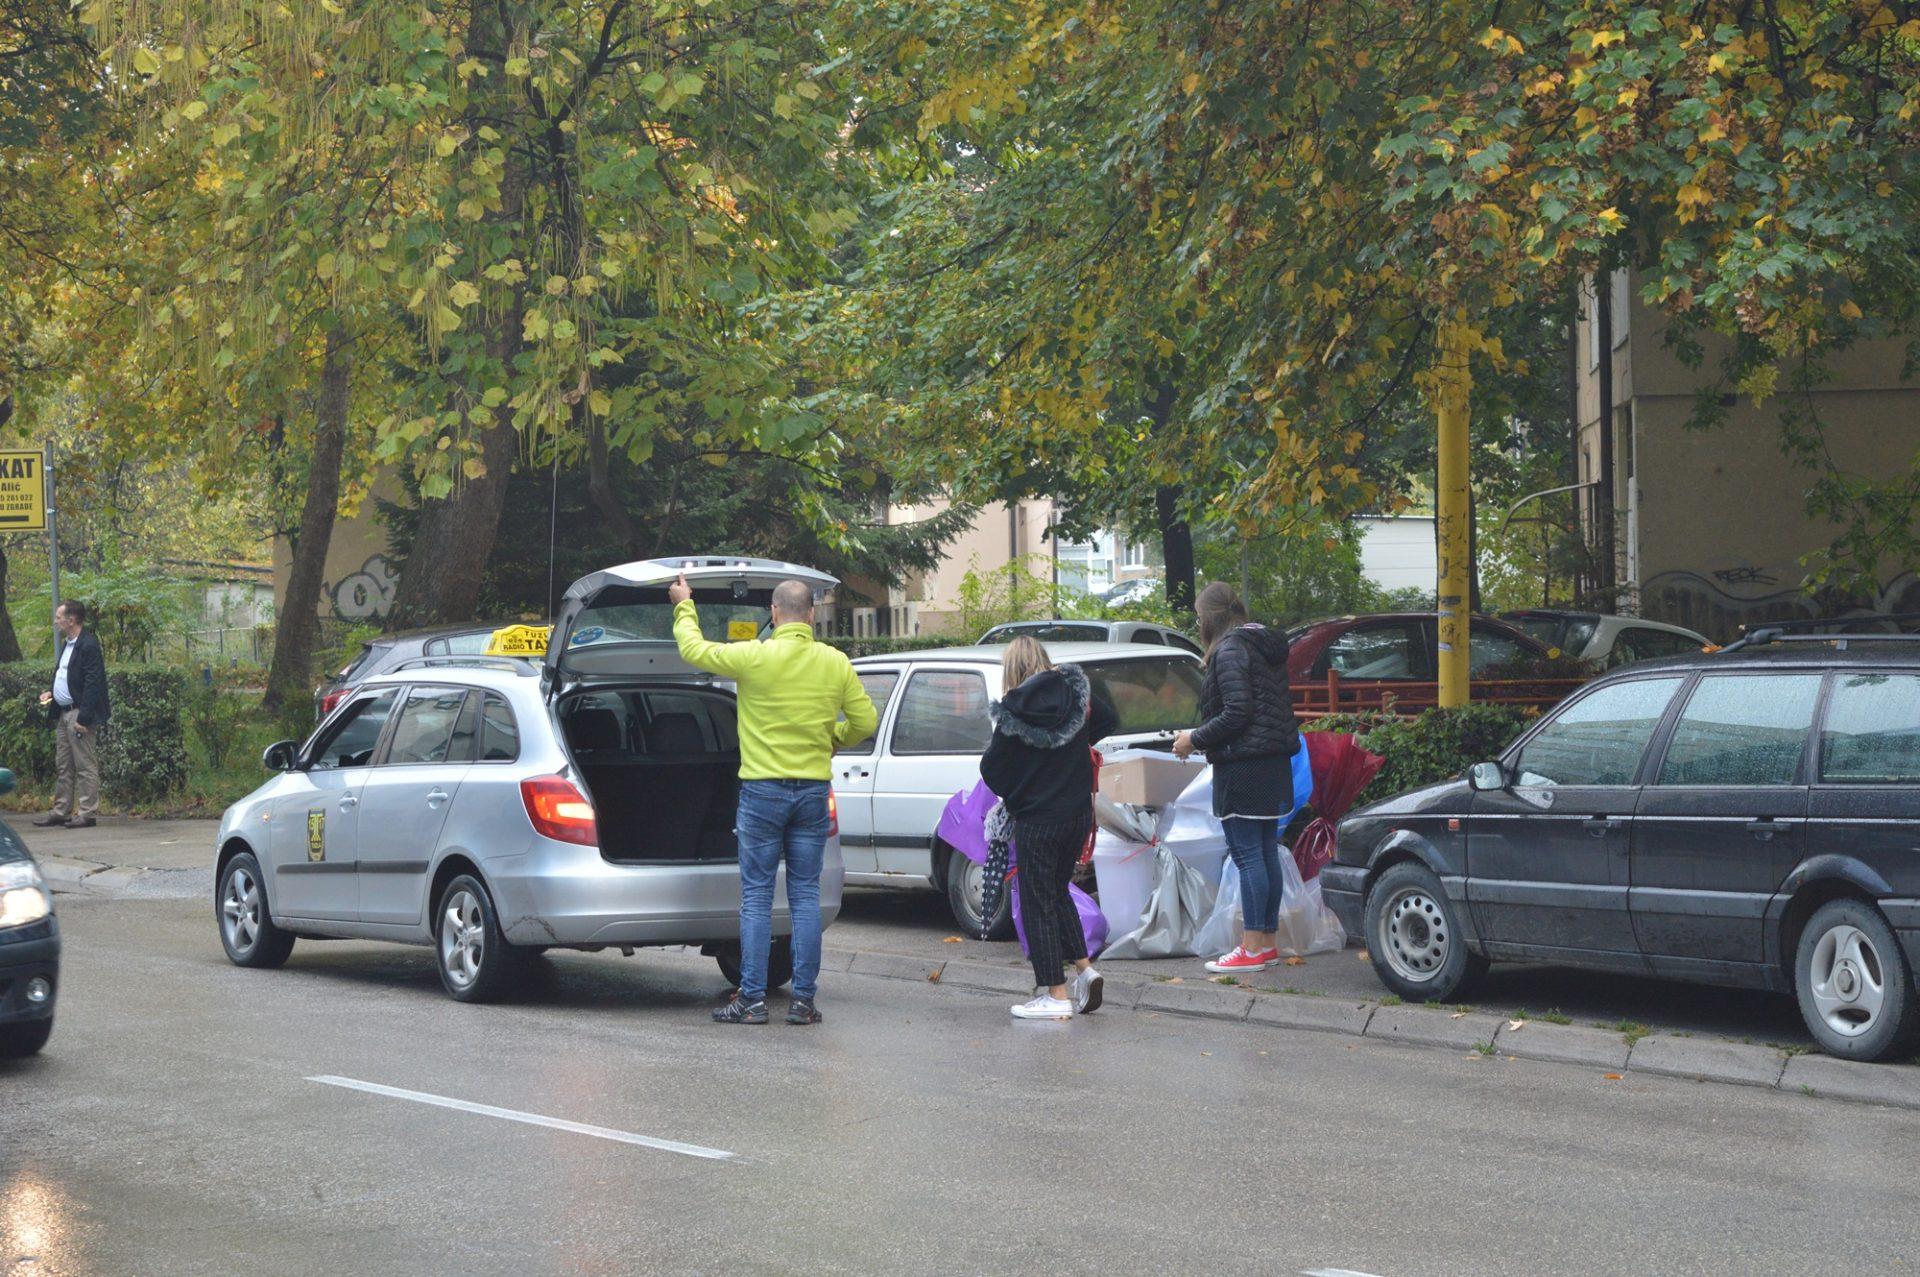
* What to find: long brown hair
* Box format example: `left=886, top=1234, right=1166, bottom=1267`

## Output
left=1195, top=581, right=1249, bottom=661
left=1001, top=634, right=1053, bottom=688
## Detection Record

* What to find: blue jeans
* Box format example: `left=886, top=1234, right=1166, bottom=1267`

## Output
left=1223, top=817, right=1282, bottom=935
left=735, top=779, right=829, bottom=1003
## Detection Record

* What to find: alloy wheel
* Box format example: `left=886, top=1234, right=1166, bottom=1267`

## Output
left=1379, top=887, right=1450, bottom=984
left=440, top=888, right=486, bottom=991
left=222, top=864, right=260, bottom=954
left=1809, top=922, right=1886, bottom=1038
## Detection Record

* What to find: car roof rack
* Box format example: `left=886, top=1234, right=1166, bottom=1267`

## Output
left=1719, top=613, right=1920, bottom=654
left=388, top=655, right=539, bottom=675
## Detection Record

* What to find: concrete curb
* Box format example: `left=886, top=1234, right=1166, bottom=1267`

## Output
left=820, top=952, right=1920, bottom=1113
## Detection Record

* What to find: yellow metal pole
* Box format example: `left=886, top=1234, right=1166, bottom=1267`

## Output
left=1435, top=319, right=1472, bottom=709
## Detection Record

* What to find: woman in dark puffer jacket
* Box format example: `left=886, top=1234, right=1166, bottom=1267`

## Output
left=1173, top=582, right=1301, bottom=973
left=980, top=636, right=1118, bottom=1020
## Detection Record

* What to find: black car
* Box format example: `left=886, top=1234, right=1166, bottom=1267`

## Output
left=1324, top=629, right=1920, bottom=1062
left=315, top=624, right=501, bottom=720
left=0, top=769, right=59, bottom=1058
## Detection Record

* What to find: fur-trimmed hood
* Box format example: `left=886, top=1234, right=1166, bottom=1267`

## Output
left=988, top=663, right=1090, bottom=749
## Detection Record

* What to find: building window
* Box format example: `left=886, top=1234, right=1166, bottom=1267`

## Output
left=1122, top=540, right=1146, bottom=568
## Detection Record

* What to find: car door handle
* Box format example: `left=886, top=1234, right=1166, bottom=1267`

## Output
left=1585, top=816, right=1621, bottom=835
left=427, top=788, right=450, bottom=808
left=338, top=795, right=359, bottom=811
left=842, top=767, right=870, bottom=780
left=1747, top=818, right=1777, bottom=840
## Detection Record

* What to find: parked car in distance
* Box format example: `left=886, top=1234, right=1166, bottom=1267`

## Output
left=315, top=624, right=503, bottom=720
left=1323, top=628, right=1920, bottom=1062
left=1096, top=578, right=1162, bottom=609
left=979, top=618, right=1203, bottom=657
left=1504, top=608, right=1709, bottom=667
left=222, top=557, right=845, bottom=1001
left=842, top=642, right=1205, bottom=934
left=0, top=768, right=58, bottom=1058
left=1286, top=612, right=1557, bottom=686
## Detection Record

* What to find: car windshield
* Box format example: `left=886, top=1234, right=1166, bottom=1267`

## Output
left=569, top=587, right=770, bottom=650
left=1083, top=657, right=1204, bottom=735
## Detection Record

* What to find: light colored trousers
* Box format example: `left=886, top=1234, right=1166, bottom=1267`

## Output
left=54, top=707, right=100, bottom=820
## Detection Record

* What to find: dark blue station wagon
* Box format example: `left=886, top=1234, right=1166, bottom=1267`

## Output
left=1323, top=634, right=1920, bottom=1062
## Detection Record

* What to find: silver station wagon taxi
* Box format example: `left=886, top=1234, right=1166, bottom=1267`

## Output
left=214, top=557, right=845, bottom=1001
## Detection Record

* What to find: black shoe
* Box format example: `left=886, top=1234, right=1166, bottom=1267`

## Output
left=64, top=817, right=95, bottom=829
left=31, top=815, right=67, bottom=827
left=711, top=997, right=768, bottom=1025
left=787, top=999, right=823, bottom=1026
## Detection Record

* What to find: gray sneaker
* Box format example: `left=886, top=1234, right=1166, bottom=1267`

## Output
left=1072, top=966, right=1105, bottom=1014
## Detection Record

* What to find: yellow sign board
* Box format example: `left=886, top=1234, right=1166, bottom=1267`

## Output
left=727, top=620, right=759, bottom=642
left=0, top=451, right=47, bottom=531
left=485, top=624, right=551, bottom=657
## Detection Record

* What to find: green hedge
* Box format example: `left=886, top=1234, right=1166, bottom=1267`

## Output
left=821, top=635, right=968, bottom=658
left=1305, top=703, right=1539, bottom=806
left=0, top=663, right=190, bottom=804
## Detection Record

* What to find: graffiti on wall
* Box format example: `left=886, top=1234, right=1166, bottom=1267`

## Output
left=328, top=554, right=399, bottom=621
left=1644, top=568, right=1920, bottom=643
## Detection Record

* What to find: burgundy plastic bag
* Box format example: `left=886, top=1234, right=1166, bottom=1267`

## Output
left=1293, top=732, right=1385, bottom=881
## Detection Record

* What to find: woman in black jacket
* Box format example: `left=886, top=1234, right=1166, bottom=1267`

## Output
left=980, top=636, right=1118, bottom=1020
left=1174, top=583, right=1300, bottom=973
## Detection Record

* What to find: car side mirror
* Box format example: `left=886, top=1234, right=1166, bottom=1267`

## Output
left=1468, top=761, right=1507, bottom=792
left=262, top=740, right=300, bottom=772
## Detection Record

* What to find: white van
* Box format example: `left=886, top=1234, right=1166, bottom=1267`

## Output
left=840, top=643, right=1204, bottom=934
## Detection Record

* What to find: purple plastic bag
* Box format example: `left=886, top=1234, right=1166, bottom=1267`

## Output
left=937, top=781, right=1108, bottom=958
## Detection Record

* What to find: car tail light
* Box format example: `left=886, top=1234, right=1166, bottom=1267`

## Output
left=521, top=775, right=598, bottom=846
left=319, top=685, right=351, bottom=717
left=827, top=789, right=839, bottom=838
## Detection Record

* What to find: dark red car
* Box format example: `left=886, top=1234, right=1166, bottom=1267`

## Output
left=1284, top=613, right=1559, bottom=706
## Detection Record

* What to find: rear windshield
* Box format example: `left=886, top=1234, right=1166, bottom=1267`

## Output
left=986, top=623, right=1109, bottom=643
left=337, top=642, right=386, bottom=681
left=568, top=585, right=771, bottom=652
left=1083, top=657, right=1204, bottom=735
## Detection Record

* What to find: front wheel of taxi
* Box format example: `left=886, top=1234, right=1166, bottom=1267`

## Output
left=217, top=851, right=296, bottom=969
left=435, top=874, right=528, bottom=1003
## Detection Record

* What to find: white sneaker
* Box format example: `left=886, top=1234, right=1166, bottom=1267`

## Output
left=1072, top=966, right=1104, bottom=1014
left=1011, top=994, right=1074, bottom=1020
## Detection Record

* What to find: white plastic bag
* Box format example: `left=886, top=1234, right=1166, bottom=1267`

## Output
left=1190, top=840, right=1346, bottom=959
left=1192, top=857, right=1243, bottom=956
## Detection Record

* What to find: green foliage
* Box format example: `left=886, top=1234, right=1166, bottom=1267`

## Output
left=1195, top=519, right=1409, bottom=628
left=1306, top=704, right=1539, bottom=805
left=41, top=565, right=193, bottom=663
left=952, top=556, right=1102, bottom=636
left=0, top=663, right=189, bottom=804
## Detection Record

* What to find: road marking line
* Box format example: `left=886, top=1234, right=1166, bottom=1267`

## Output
left=1303, top=1269, right=1390, bottom=1277
left=307, top=1075, right=736, bottom=1162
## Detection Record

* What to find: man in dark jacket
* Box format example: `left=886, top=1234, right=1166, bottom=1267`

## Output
left=35, top=601, right=110, bottom=829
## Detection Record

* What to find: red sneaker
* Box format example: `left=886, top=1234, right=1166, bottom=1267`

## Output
left=1205, top=946, right=1279, bottom=973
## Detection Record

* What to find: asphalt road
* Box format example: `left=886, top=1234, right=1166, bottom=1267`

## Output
left=5, top=898, right=1916, bottom=1276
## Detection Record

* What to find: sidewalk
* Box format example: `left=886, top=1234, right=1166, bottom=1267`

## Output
left=24, top=816, right=216, bottom=899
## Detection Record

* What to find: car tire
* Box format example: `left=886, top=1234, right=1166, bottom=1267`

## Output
left=0, top=1018, right=52, bottom=1059
left=1794, top=898, right=1919, bottom=1062
left=217, top=852, right=296, bottom=969
left=946, top=849, right=1013, bottom=940
left=1364, top=860, right=1487, bottom=1002
left=434, top=874, right=528, bottom=1003
left=711, top=938, right=794, bottom=992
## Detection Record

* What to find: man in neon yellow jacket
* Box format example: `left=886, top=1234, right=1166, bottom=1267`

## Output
left=670, top=574, right=877, bottom=1025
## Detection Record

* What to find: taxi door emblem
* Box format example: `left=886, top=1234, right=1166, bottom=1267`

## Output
left=307, top=808, right=326, bottom=862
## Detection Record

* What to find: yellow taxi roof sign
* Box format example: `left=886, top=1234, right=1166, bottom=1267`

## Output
left=485, top=624, right=551, bottom=658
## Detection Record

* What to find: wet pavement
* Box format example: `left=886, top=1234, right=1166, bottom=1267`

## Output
left=5, top=897, right=1917, bottom=1276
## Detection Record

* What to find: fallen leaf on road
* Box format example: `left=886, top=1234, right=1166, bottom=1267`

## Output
left=1356, top=949, right=1371, bottom=962
left=1284, top=956, right=1306, bottom=966
left=926, top=970, right=941, bottom=983
left=1165, top=977, right=1184, bottom=984
left=1201, top=1051, right=1212, bottom=1057
left=942, top=935, right=965, bottom=944
left=1506, top=1019, right=1526, bottom=1032
left=1450, top=1011, right=1468, bottom=1019
left=1603, top=1073, right=1624, bottom=1081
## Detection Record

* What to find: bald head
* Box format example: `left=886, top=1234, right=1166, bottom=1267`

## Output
left=771, top=579, right=816, bottom=625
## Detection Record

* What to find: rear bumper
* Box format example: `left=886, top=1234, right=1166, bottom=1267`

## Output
left=1320, top=864, right=1367, bottom=938
left=487, top=837, right=845, bottom=946
left=0, top=920, right=59, bottom=1024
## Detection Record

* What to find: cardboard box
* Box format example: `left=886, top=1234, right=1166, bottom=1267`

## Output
left=1098, top=749, right=1207, bottom=808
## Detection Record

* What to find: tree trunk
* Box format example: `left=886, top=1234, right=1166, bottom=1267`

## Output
left=0, top=393, right=19, bottom=661
left=386, top=0, right=529, bottom=630
left=584, top=403, right=638, bottom=559
left=264, top=328, right=353, bottom=711
left=1143, top=379, right=1196, bottom=616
